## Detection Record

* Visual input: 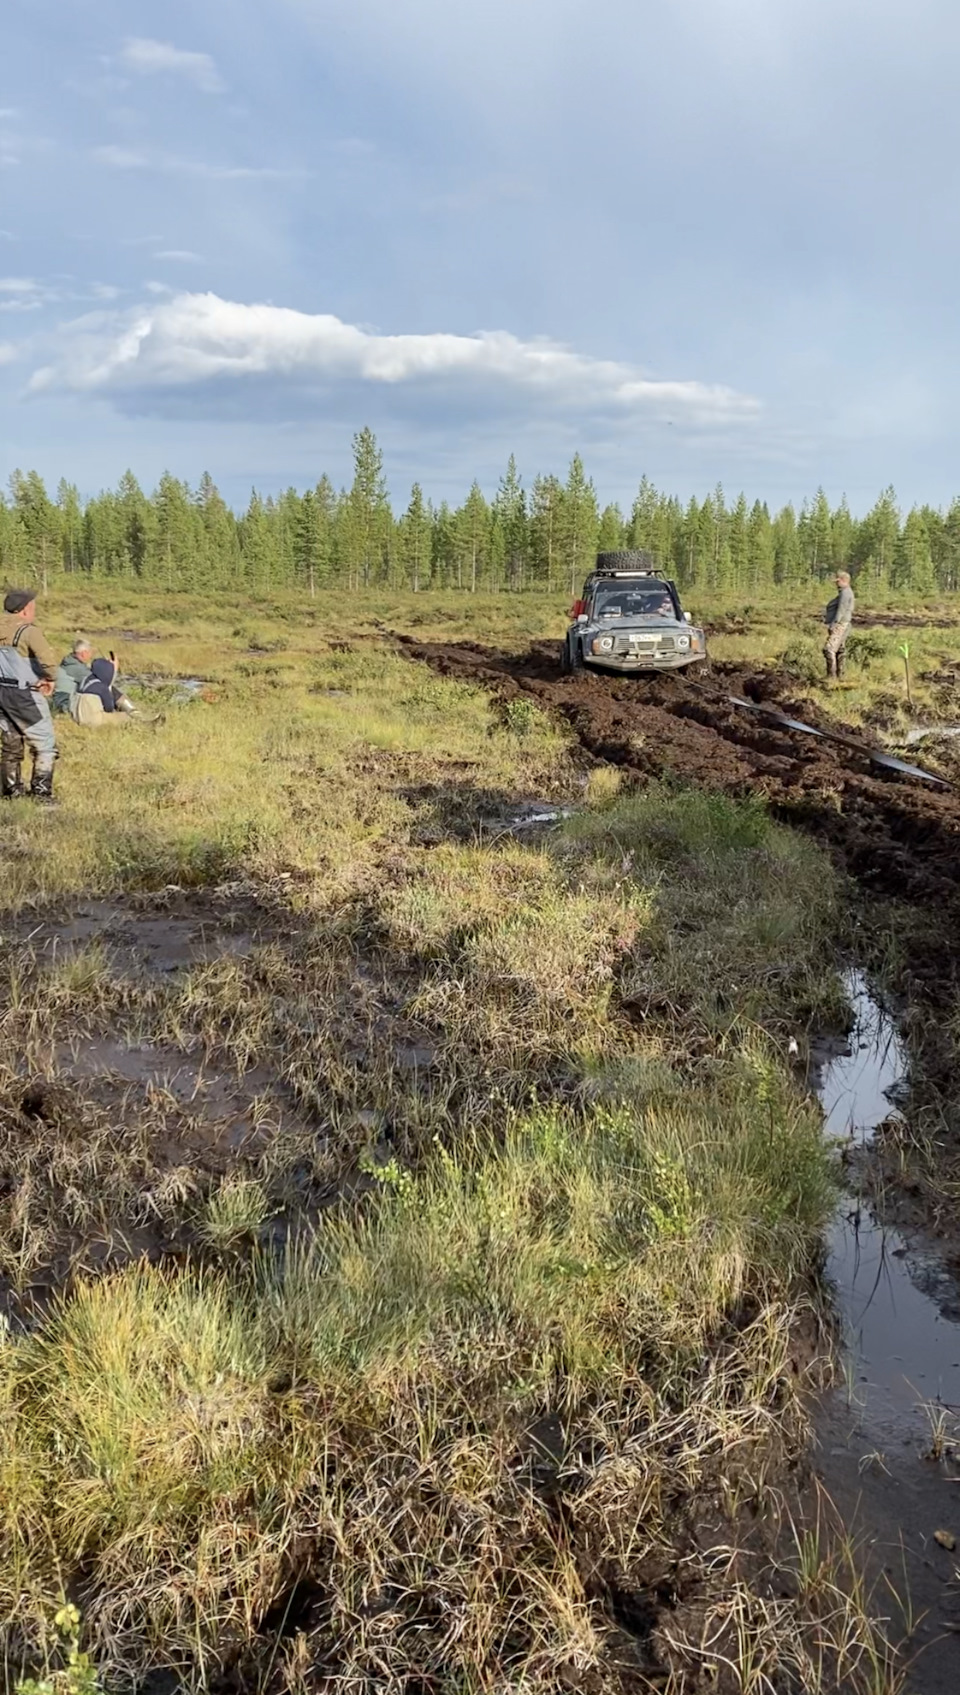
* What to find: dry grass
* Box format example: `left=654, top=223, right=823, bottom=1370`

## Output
left=0, top=585, right=905, bottom=1693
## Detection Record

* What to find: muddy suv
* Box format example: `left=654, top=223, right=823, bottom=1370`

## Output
left=561, top=551, right=707, bottom=675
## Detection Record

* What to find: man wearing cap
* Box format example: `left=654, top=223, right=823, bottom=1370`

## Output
left=0, top=589, right=59, bottom=800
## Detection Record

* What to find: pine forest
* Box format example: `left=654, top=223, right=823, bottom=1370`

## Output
left=2, top=427, right=956, bottom=599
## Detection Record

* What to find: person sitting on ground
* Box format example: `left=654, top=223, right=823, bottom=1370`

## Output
left=823, top=570, right=856, bottom=681
left=56, top=640, right=137, bottom=719
left=0, top=587, right=58, bottom=801
left=53, top=637, right=93, bottom=715
left=73, top=657, right=136, bottom=726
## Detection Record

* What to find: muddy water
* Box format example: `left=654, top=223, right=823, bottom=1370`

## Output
left=812, top=973, right=960, bottom=1686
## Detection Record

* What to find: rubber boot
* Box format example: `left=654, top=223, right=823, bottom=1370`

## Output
left=1, top=746, right=23, bottom=798
left=29, top=767, right=55, bottom=803
left=824, top=650, right=837, bottom=682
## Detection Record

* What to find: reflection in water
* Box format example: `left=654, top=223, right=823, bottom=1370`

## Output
left=816, top=971, right=960, bottom=1431
left=813, top=969, right=906, bottom=1144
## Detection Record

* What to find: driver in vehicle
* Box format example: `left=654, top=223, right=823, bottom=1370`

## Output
left=598, top=588, right=674, bottom=619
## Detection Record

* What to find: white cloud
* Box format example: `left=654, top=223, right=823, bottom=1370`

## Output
left=0, top=341, right=17, bottom=365
left=26, top=290, right=759, bottom=428
left=119, top=37, right=224, bottom=95
left=155, top=250, right=205, bottom=262
left=92, top=146, right=304, bottom=181
left=0, top=278, right=47, bottom=312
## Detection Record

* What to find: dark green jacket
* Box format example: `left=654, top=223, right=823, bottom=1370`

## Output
left=53, top=652, right=91, bottom=715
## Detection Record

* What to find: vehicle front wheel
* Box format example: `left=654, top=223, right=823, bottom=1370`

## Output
left=568, top=637, right=584, bottom=673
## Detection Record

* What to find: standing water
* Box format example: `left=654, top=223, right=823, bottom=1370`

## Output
left=810, top=971, right=960, bottom=1687
left=813, top=973, right=960, bottom=1426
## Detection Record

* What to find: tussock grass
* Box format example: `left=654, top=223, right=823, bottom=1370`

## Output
left=0, top=585, right=900, bottom=1692
left=565, top=784, right=847, bottom=1038
left=1, top=1057, right=833, bottom=1683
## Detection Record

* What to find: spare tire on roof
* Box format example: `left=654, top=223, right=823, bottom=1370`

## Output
left=595, top=550, right=657, bottom=570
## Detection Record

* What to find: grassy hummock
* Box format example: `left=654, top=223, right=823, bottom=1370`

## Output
left=0, top=587, right=899, bottom=1693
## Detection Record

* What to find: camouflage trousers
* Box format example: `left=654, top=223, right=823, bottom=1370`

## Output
left=823, top=622, right=850, bottom=678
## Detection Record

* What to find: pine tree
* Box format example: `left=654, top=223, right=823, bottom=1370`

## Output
left=154, top=473, right=195, bottom=588
left=399, top=483, right=432, bottom=593
left=9, top=469, right=59, bottom=592
left=938, top=499, right=960, bottom=592
left=799, top=488, right=832, bottom=579
left=56, top=479, right=83, bottom=575
left=831, top=497, right=855, bottom=575
left=855, top=488, right=900, bottom=586
left=746, top=501, right=775, bottom=590
left=455, top=482, right=490, bottom=592
left=677, top=498, right=702, bottom=588
left=597, top=503, right=625, bottom=552
left=529, top=473, right=563, bottom=590
left=727, top=494, right=749, bottom=591
left=560, top=454, right=599, bottom=597
left=893, top=508, right=934, bottom=595
left=345, top=427, right=391, bottom=589
left=493, top=456, right=528, bottom=591
left=773, top=505, right=802, bottom=586
left=119, top=470, right=154, bottom=578
left=195, top=472, right=239, bottom=587
left=431, top=501, right=457, bottom=589
left=628, top=475, right=658, bottom=553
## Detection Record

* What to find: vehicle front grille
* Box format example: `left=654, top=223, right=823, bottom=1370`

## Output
left=613, top=633, right=676, bottom=653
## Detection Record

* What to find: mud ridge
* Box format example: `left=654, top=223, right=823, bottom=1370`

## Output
left=393, top=635, right=960, bottom=983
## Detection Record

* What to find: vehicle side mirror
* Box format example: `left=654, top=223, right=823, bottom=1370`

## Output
left=684, top=612, right=692, bottom=624
left=576, top=613, right=588, bottom=623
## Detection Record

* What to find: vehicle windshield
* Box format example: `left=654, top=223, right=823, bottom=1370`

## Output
left=593, top=584, right=676, bottom=620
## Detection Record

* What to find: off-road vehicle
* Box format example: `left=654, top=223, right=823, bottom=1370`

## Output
left=561, top=551, right=707, bottom=675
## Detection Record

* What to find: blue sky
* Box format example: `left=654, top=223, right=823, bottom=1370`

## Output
left=1, top=0, right=958, bottom=510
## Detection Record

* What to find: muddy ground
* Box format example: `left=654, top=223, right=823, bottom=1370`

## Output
left=393, top=635, right=960, bottom=1200
left=391, top=635, right=960, bottom=1692
left=393, top=636, right=960, bottom=932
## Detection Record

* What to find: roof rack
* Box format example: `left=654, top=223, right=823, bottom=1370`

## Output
left=589, top=567, right=663, bottom=579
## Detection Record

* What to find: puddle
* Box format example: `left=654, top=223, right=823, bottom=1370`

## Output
left=814, top=970, right=959, bottom=1427
left=125, top=674, right=213, bottom=701
left=52, top=1037, right=289, bottom=1149
left=811, top=972, right=960, bottom=1686
left=492, top=804, right=574, bottom=833
left=30, top=898, right=259, bottom=976
left=811, top=969, right=907, bottom=1144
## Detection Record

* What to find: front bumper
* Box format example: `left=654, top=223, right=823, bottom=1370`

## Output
left=583, top=648, right=704, bottom=672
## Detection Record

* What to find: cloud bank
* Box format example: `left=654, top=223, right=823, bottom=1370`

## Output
left=119, top=37, right=224, bottom=95
left=26, top=291, right=759, bottom=429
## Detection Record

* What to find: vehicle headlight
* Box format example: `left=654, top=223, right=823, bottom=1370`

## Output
left=592, top=635, right=615, bottom=653
left=677, top=635, right=690, bottom=651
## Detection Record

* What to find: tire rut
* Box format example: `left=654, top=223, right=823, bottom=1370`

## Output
left=393, top=632, right=960, bottom=994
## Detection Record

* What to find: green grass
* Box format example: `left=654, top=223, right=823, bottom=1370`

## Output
left=0, top=583, right=910, bottom=1693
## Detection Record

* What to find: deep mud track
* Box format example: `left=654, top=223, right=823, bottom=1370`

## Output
left=395, top=635, right=960, bottom=991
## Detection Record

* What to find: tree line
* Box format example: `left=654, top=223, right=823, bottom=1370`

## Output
left=2, top=428, right=957, bottom=599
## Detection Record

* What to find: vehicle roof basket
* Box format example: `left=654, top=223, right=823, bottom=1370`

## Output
left=591, top=568, right=661, bottom=579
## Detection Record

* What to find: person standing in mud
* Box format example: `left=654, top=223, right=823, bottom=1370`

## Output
left=0, top=588, right=58, bottom=801
left=823, top=571, right=855, bottom=681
